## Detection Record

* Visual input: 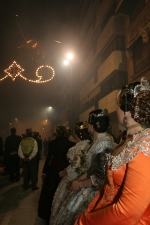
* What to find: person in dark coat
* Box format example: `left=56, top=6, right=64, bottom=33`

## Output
left=0, top=137, right=3, bottom=166
left=0, top=136, right=3, bottom=158
left=38, top=125, right=75, bottom=224
left=43, top=138, right=49, bottom=156
left=5, top=127, right=22, bottom=181
left=33, top=131, right=42, bottom=175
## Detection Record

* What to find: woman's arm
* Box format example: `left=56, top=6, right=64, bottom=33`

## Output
left=59, top=169, right=67, bottom=178
left=71, top=151, right=107, bottom=191
left=78, top=152, right=150, bottom=225
left=71, top=178, right=92, bottom=191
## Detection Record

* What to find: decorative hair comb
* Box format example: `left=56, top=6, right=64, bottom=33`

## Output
left=93, top=108, right=108, bottom=117
left=76, top=121, right=88, bottom=130
left=134, top=77, right=150, bottom=97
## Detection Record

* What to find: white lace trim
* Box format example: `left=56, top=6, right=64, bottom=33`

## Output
left=106, top=128, right=150, bottom=170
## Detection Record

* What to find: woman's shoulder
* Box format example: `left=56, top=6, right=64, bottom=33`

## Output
left=108, top=128, right=150, bottom=170
left=134, top=128, right=150, bottom=138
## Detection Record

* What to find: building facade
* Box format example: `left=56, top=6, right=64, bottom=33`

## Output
left=78, top=0, right=150, bottom=137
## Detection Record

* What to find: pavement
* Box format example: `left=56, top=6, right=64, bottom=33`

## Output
left=0, top=158, right=47, bottom=225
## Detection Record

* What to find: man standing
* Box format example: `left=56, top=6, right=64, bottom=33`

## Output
left=18, top=128, right=38, bottom=190
left=5, top=127, right=21, bottom=182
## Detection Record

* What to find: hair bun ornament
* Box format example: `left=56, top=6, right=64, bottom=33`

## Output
left=93, top=109, right=108, bottom=117
left=75, top=121, right=88, bottom=130
left=95, top=108, right=108, bottom=117
left=88, top=109, right=109, bottom=125
left=82, top=121, right=89, bottom=129
left=134, top=77, right=150, bottom=97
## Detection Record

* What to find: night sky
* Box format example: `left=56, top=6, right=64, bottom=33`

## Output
left=0, top=0, right=79, bottom=138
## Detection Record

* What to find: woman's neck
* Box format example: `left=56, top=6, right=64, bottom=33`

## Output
left=126, top=122, right=144, bottom=136
left=93, top=130, right=104, bottom=141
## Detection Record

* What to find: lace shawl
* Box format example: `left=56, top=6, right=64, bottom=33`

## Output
left=107, top=128, right=150, bottom=170
left=85, top=132, right=116, bottom=168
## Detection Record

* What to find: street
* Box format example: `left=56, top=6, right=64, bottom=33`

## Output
left=0, top=158, right=47, bottom=225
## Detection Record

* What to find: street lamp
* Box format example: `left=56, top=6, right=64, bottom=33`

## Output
left=67, top=53, right=73, bottom=60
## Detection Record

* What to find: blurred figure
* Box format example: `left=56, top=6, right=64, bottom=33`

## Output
left=52, top=132, right=56, bottom=140
left=5, top=127, right=21, bottom=182
left=38, top=125, right=75, bottom=224
left=65, top=127, right=76, bottom=143
left=0, top=136, right=3, bottom=166
left=43, top=138, right=49, bottom=156
left=18, top=128, right=38, bottom=190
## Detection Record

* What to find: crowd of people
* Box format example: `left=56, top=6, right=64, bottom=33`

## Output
left=0, top=76, right=150, bottom=224
left=0, top=128, right=42, bottom=188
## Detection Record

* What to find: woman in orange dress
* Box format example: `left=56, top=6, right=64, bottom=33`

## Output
left=75, top=77, right=150, bottom=225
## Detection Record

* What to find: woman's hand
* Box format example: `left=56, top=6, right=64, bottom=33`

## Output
left=71, top=180, right=80, bottom=191
left=59, top=169, right=67, bottom=178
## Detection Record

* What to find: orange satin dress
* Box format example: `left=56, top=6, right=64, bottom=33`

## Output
left=75, top=129, right=150, bottom=225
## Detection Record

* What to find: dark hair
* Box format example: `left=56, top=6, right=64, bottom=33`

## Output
left=33, top=131, right=39, bottom=138
left=88, top=109, right=109, bottom=133
left=119, top=82, right=140, bottom=112
left=93, top=116, right=109, bottom=133
left=55, top=125, right=66, bottom=136
left=26, top=128, right=32, bottom=137
left=11, top=127, right=16, bottom=134
left=119, top=77, right=150, bottom=124
left=130, top=91, right=150, bottom=124
left=75, top=121, right=91, bottom=141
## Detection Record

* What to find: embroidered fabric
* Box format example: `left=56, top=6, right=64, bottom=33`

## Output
left=134, top=77, right=150, bottom=97
left=85, top=133, right=116, bottom=168
left=66, top=140, right=90, bottom=161
left=106, top=128, right=150, bottom=170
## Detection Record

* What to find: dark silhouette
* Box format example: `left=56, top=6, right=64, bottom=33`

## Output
left=38, top=125, right=75, bottom=224
left=43, top=138, right=49, bottom=156
left=5, top=127, right=22, bottom=182
left=33, top=131, right=43, bottom=174
left=0, top=137, right=3, bottom=166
